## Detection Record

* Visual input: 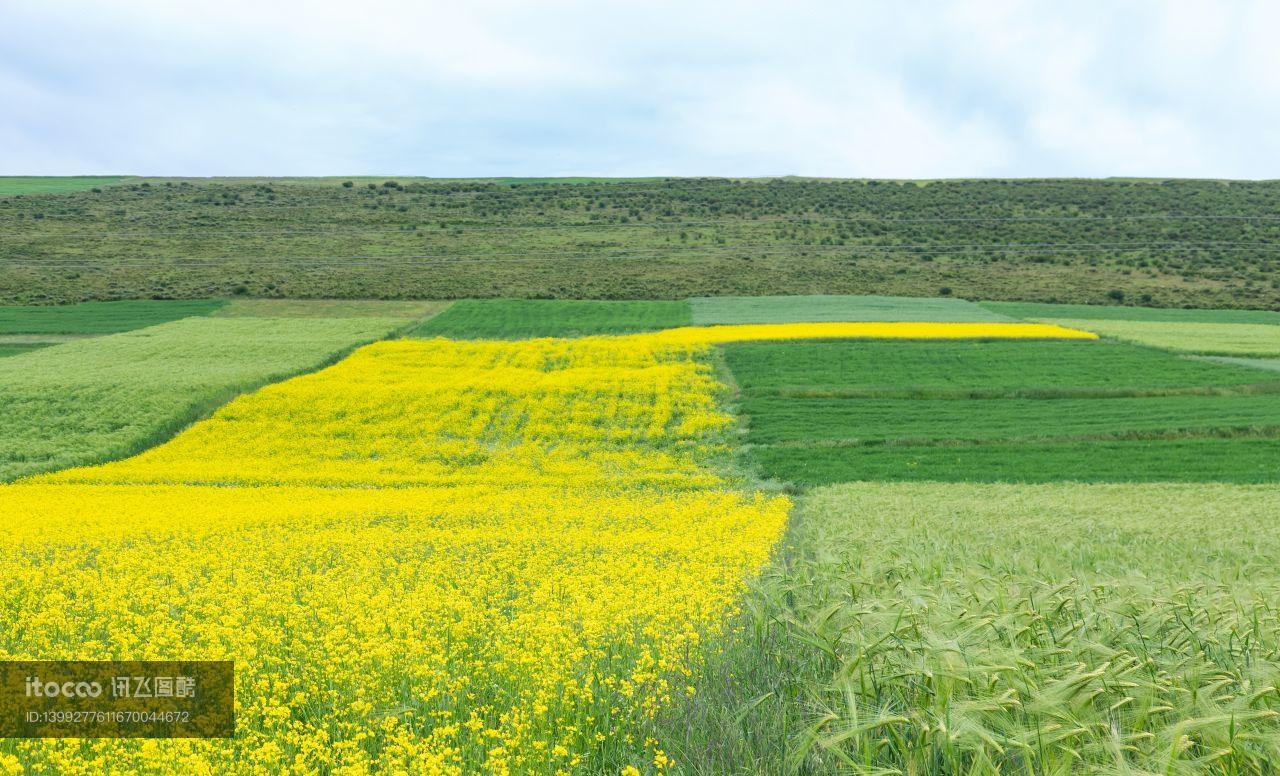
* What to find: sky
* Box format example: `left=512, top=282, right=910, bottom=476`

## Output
left=2, top=1, right=1279, bottom=179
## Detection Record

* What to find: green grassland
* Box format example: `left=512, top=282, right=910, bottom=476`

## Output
left=1044, top=319, right=1280, bottom=357
left=0, top=299, right=226, bottom=334
left=985, top=300, right=1280, bottom=324
left=7, top=178, right=1280, bottom=307
left=0, top=176, right=128, bottom=196
left=0, top=317, right=408, bottom=481
left=662, top=482, right=1280, bottom=774
left=411, top=298, right=692, bottom=338
left=690, top=295, right=1011, bottom=324
left=725, top=338, right=1280, bottom=484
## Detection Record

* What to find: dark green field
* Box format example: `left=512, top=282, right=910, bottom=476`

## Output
left=411, top=299, right=692, bottom=338
left=722, top=339, right=1275, bottom=396
left=6, top=178, right=1280, bottom=307
left=725, top=338, right=1280, bottom=484
left=0, top=344, right=49, bottom=358
left=0, top=299, right=226, bottom=334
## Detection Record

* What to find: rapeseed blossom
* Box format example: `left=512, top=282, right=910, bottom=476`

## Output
left=2, top=323, right=1081, bottom=773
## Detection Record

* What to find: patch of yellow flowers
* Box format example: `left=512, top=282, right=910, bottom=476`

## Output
left=1, top=323, right=1090, bottom=774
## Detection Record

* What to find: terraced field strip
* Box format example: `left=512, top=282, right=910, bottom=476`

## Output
left=666, top=482, right=1280, bottom=773
left=0, top=317, right=409, bottom=481
left=411, top=298, right=693, bottom=338
left=983, top=300, right=1280, bottom=325
left=728, top=338, right=1280, bottom=484
left=0, top=299, right=226, bottom=334
left=691, top=294, right=1013, bottom=324
left=1041, top=318, right=1280, bottom=357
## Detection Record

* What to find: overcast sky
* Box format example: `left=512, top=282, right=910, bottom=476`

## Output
left=2, top=1, right=1279, bottom=178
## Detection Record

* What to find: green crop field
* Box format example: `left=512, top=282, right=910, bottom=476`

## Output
left=1044, top=319, right=1280, bottom=357
left=0, top=299, right=226, bottom=334
left=725, top=337, right=1280, bottom=484
left=662, top=482, right=1280, bottom=774
left=0, top=316, right=408, bottom=481
left=723, top=339, right=1277, bottom=396
left=212, top=298, right=449, bottom=318
left=985, top=300, right=1280, bottom=324
left=752, top=436, right=1280, bottom=483
left=411, top=298, right=692, bottom=338
left=7, top=178, right=1280, bottom=308
left=0, top=176, right=129, bottom=196
left=690, top=294, right=1011, bottom=324
left=741, top=393, right=1280, bottom=444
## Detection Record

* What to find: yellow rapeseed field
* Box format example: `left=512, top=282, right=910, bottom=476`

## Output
left=1, top=323, right=1091, bottom=774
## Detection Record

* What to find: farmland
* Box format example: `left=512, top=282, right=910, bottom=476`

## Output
left=7, top=178, right=1280, bottom=308
left=4, top=287, right=1280, bottom=772
left=0, top=317, right=411, bottom=481
left=663, top=482, right=1280, bottom=774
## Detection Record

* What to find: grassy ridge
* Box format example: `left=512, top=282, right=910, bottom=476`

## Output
left=0, top=176, right=128, bottom=196
left=0, top=299, right=226, bottom=334
left=690, top=295, right=1010, bottom=324
left=0, top=317, right=408, bottom=481
left=6, top=178, right=1280, bottom=307
left=985, top=300, right=1280, bottom=324
left=662, top=482, right=1280, bottom=773
left=1045, top=319, right=1280, bottom=357
left=411, top=299, right=692, bottom=338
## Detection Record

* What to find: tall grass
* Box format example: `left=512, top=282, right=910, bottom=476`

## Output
left=659, top=483, right=1280, bottom=774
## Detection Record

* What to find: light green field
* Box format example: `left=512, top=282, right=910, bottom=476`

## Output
left=0, top=317, right=408, bottom=481
left=1046, top=319, right=1280, bottom=357
left=1203, top=356, right=1280, bottom=373
left=663, top=481, right=1280, bottom=774
left=213, top=298, right=450, bottom=319
left=0, top=176, right=128, bottom=196
left=691, top=295, right=1011, bottom=324
left=412, top=299, right=692, bottom=338
left=984, top=300, right=1280, bottom=325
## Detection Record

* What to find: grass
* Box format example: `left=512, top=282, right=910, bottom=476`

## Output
left=6, top=178, right=1280, bottom=307
left=0, top=317, right=408, bottom=481
left=723, top=339, right=1277, bottom=397
left=0, top=176, right=128, bottom=196
left=690, top=295, right=1012, bottom=324
left=984, top=300, right=1280, bottom=324
left=724, top=339, right=1280, bottom=484
left=660, top=482, right=1280, bottom=774
left=0, top=299, right=226, bottom=334
left=212, top=298, right=450, bottom=318
left=1045, top=319, right=1280, bottom=357
left=410, top=299, right=692, bottom=338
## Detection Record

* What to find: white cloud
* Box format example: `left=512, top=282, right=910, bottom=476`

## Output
left=1, top=1, right=1279, bottom=177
